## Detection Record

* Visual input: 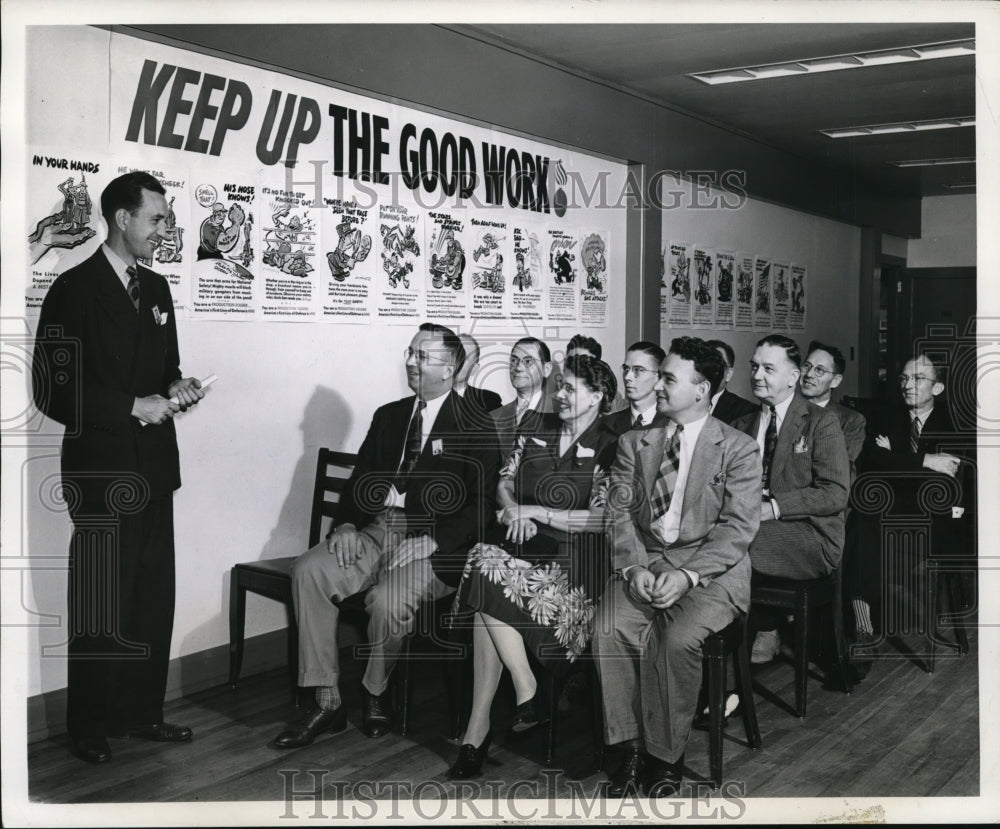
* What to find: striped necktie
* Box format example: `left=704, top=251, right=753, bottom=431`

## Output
left=910, top=414, right=922, bottom=454
left=126, top=266, right=140, bottom=312
left=394, top=400, right=426, bottom=493
left=762, top=405, right=778, bottom=496
left=650, top=424, right=683, bottom=520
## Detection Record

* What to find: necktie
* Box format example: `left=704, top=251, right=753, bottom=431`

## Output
left=515, top=399, right=529, bottom=426
left=395, top=400, right=426, bottom=493
left=762, top=405, right=778, bottom=495
left=910, top=415, right=922, bottom=454
left=126, top=266, right=140, bottom=312
left=631, top=413, right=643, bottom=429
left=650, top=424, right=683, bottom=520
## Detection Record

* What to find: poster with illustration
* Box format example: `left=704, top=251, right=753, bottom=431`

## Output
left=579, top=231, right=610, bottom=327
left=789, top=263, right=807, bottom=331
left=667, top=241, right=692, bottom=326
left=375, top=201, right=425, bottom=323
left=320, top=188, right=376, bottom=323
left=259, top=185, right=321, bottom=321
left=771, top=261, right=790, bottom=330
left=692, top=246, right=715, bottom=328
left=734, top=253, right=755, bottom=330
left=753, top=255, right=772, bottom=330
left=509, top=223, right=545, bottom=321
left=715, top=250, right=736, bottom=329
left=189, top=176, right=260, bottom=319
left=546, top=228, right=580, bottom=322
left=659, top=246, right=669, bottom=327
left=26, top=148, right=109, bottom=313
left=469, top=217, right=509, bottom=321
left=424, top=210, right=471, bottom=324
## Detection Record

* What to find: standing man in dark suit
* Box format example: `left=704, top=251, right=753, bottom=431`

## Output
left=595, top=337, right=761, bottom=797
left=32, top=171, right=205, bottom=764
left=603, top=341, right=668, bottom=436
left=455, top=332, right=502, bottom=413
left=732, top=335, right=850, bottom=663
left=490, top=336, right=554, bottom=458
left=705, top=339, right=757, bottom=425
left=273, top=323, right=498, bottom=748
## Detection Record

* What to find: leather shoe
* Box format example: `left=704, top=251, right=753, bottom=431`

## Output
left=273, top=705, right=347, bottom=749
left=606, top=745, right=645, bottom=798
left=447, top=731, right=492, bottom=779
left=510, top=693, right=549, bottom=734
left=128, top=722, right=193, bottom=742
left=646, top=754, right=684, bottom=798
left=362, top=687, right=393, bottom=738
left=693, top=692, right=741, bottom=731
left=72, top=736, right=112, bottom=764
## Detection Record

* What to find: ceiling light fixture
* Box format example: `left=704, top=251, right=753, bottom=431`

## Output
left=820, top=116, right=975, bottom=139
left=690, top=39, right=974, bottom=85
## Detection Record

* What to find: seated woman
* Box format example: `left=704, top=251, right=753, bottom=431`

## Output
left=448, top=355, right=619, bottom=779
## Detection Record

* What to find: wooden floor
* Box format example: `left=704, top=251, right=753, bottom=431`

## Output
left=28, top=625, right=978, bottom=804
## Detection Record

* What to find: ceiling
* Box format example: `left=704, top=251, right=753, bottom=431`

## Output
left=455, top=23, right=976, bottom=197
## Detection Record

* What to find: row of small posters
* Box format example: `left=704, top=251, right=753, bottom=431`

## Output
left=26, top=152, right=613, bottom=327
left=660, top=242, right=806, bottom=331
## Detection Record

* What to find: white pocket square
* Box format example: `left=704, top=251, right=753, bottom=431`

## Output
left=531, top=437, right=547, bottom=446
left=576, top=446, right=595, bottom=458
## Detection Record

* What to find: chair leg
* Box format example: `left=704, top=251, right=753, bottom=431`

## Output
left=398, top=637, right=412, bottom=736
left=706, top=651, right=725, bottom=789
left=794, top=595, right=809, bottom=718
left=949, top=573, right=971, bottom=655
left=829, top=592, right=853, bottom=697
left=228, top=571, right=246, bottom=690
left=545, top=672, right=559, bottom=768
left=733, top=625, right=762, bottom=750
left=926, top=563, right=939, bottom=674
left=591, top=662, right=605, bottom=771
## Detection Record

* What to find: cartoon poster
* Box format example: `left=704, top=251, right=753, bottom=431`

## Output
left=375, top=201, right=425, bottom=323
left=579, top=231, right=610, bottom=327
left=189, top=176, right=260, bottom=319
left=320, top=189, right=376, bottom=323
left=545, top=228, right=579, bottom=323
left=692, top=246, right=715, bottom=328
left=258, top=186, right=321, bottom=320
left=789, top=263, right=807, bottom=331
left=753, top=255, right=772, bottom=330
left=771, top=261, right=790, bottom=331
left=715, top=250, right=736, bottom=329
left=509, top=223, right=545, bottom=321
left=734, top=253, right=755, bottom=330
left=659, top=247, right=669, bottom=327
left=425, top=211, right=471, bottom=324
left=667, top=241, right=692, bottom=327
left=469, top=217, right=508, bottom=321
left=26, top=149, right=108, bottom=313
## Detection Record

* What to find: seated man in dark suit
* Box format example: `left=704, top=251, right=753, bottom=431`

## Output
left=732, top=335, right=850, bottom=663
left=855, top=352, right=975, bottom=644
left=705, top=339, right=757, bottom=425
left=272, top=323, right=499, bottom=748
left=603, top=340, right=668, bottom=436
left=490, top=336, right=554, bottom=458
left=595, top=337, right=761, bottom=798
left=455, top=332, right=502, bottom=413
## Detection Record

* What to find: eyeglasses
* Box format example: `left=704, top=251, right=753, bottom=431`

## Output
left=802, top=362, right=838, bottom=379
left=509, top=355, right=538, bottom=369
left=621, top=365, right=654, bottom=378
left=898, top=374, right=933, bottom=386
left=404, top=347, right=452, bottom=365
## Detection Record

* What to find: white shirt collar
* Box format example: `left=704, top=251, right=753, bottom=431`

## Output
left=629, top=401, right=658, bottom=426
left=102, top=243, right=134, bottom=291
left=516, top=388, right=543, bottom=412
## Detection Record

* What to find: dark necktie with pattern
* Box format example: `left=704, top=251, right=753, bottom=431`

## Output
left=126, top=265, right=140, bottom=312
left=650, top=423, right=683, bottom=520
left=762, top=405, right=778, bottom=496
left=910, top=414, right=922, bottom=454
left=631, top=412, right=643, bottom=429
left=394, top=400, right=426, bottom=493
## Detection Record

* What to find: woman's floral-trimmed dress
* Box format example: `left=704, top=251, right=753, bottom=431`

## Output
left=455, top=413, right=618, bottom=672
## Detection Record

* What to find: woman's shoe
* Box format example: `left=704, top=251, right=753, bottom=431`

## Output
left=447, top=731, right=492, bottom=779
left=510, top=694, right=549, bottom=734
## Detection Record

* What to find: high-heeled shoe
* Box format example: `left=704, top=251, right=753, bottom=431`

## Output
left=447, top=731, right=492, bottom=779
left=510, top=693, right=549, bottom=733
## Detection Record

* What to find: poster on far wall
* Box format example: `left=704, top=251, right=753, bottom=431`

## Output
left=425, top=210, right=471, bottom=325
left=753, top=255, right=772, bottom=331
left=320, top=186, right=377, bottom=324
left=469, top=216, right=509, bottom=321
left=545, top=228, right=580, bottom=323
left=189, top=174, right=261, bottom=320
left=375, top=201, right=425, bottom=323
left=771, top=261, right=790, bottom=331
left=715, top=250, right=736, bottom=329
left=579, top=230, right=610, bottom=327
left=789, top=263, right=807, bottom=331
left=509, top=223, right=545, bottom=322
left=692, top=246, right=715, bottom=328
left=667, top=241, right=692, bottom=326
left=659, top=246, right=669, bottom=327
left=734, top=252, right=755, bottom=330
left=26, top=148, right=109, bottom=314
left=259, top=184, right=321, bottom=321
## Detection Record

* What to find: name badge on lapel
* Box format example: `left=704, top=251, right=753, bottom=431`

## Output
left=432, top=438, right=444, bottom=456
left=152, top=306, right=168, bottom=326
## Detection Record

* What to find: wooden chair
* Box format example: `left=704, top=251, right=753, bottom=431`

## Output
left=750, top=566, right=853, bottom=718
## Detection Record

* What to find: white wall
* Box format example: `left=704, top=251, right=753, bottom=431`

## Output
left=17, top=27, right=629, bottom=697
left=660, top=196, right=862, bottom=399
left=907, top=194, right=977, bottom=268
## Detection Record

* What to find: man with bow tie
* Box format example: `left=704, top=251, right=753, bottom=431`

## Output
left=594, top=336, right=761, bottom=798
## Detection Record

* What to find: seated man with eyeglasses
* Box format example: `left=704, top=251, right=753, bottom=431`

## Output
left=271, top=322, right=499, bottom=749
left=604, top=341, right=669, bottom=435
left=490, top=337, right=555, bottom=459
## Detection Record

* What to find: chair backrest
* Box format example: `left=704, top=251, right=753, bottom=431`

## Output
left=308, top=448, right=358, bottom=547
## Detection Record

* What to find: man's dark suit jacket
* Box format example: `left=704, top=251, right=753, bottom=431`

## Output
left=712, top=389, right=758, bottom=426
left=602, top=407, right=669, bottom=437
left=826, top=400, right=866, bottom=483
left=490, top=393, right=554, bottom=462
left=335, top=390, right=500, bottom=587
left=462, top=385, right=502, bottom=414
left=33, top=248, right=183, bottom=508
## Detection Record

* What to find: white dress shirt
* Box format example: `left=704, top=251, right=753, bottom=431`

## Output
left=386, top=391, right=450, bottom=509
